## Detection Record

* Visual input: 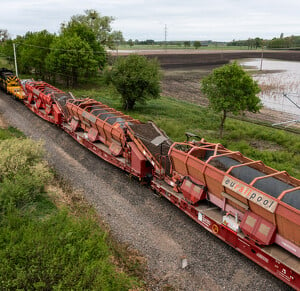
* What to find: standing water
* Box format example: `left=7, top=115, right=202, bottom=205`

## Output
left=239, top=58, right=300, bottom=116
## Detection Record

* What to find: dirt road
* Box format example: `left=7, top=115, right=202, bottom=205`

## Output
left=0, top=91, right=291, bottom=290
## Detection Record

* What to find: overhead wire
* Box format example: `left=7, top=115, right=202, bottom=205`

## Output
left=14, top=42, right=107, bottom=55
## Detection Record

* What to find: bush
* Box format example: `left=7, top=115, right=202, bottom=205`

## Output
left=110, top=54, right=161, bottom=110
left=0, top=138, right=52, bottom=213
left=0, top=139, right=44, bottom=180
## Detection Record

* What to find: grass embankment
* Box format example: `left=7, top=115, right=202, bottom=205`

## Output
left=0, top=126, right=145, bottom=290
left=71, top=85, right=300, bottom=180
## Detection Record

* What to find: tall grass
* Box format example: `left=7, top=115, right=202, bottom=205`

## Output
left=0, top=130, right=144, bottom=290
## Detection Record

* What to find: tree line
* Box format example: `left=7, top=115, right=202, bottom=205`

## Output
left=0, top=10, right=124, bottom=86
left=228, top=34, right=300, bottom=49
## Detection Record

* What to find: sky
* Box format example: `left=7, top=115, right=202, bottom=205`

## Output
left=1, top=0, right=300, bottom=42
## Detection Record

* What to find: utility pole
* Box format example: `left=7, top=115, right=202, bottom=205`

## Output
left=13, top=43, right=18, bottom=78
left=260, top=45, right=264, bottom=71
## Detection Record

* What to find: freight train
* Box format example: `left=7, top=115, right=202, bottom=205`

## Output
left=0, top=68, right=299, bottom=289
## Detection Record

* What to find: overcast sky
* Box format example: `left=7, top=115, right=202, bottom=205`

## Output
left=1, top=0, right=300, bottom=41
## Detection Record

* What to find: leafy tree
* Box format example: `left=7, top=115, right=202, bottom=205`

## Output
left=0, top=39, right=14, bottom=67
left=110, top=55, right=161, bottom=110
left=201, top=62, right=261, bottom=138
left=184, top=41, right=191, bottom=48
left=128, top=39, right=134, bottom=47
left=46, top=34, right=98, bottom=86
left=18, top=30, right=55, bottom=77
left=61, top=21, right=106, bottom=69
left=254, top=37, right=263, bottom=48
left=194, top=41, right=201, bottom=49
left=69, top=9, right=124, bottom=49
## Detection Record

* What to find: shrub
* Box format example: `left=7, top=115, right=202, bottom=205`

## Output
left=0, top=138, right=44, bottom=180
left=110, top=54, right=161, bottom=110
left=0, top=138, right=52, bottom=213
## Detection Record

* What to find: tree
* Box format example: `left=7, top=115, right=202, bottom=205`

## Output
left=69, top=9, right=124, bottom=49
left=61, top=21, right=106, bottom=69
left=254, top=37, right=263, bottom=49
left=194, top=41, right=201, bottom=49
left=201, top=62, right=262, bottom=138
left=18, top=30, right=55, bottom=77
left=110, top=55, right=161, bottom=110
left=128, top=39, right=134, bottom=47
left=184, top=41, right=191, bottom=48
left=0, top=39, right=14, bottom=67
left=46, top=34, right=98, bottom=86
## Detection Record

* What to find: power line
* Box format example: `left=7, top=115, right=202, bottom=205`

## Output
left=14, top=42, right=107, bottom=55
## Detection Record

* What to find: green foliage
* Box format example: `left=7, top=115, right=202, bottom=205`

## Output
left=228, top=37, right=263, bottom=49
left=0, top=39, right=15, bottom=67
left=201, top=62, right=262, bottom=137
left=194, top=41, right=201, bottom=49
left=266, top=35, right=300, bottom=48
left=0, top=210, right=140, bottom=290
left=184, top=41, right=191, bottom=48
left=0, top=126, right=24, bottom=140
left=0, top=138, right=45, bottom=179
left=128, top=39, right=134, bottom=47
left=0, top=129, right=143, bottom=289
left=110, top=54, right=161, bottom=110
left=0, top=138, right=52, bottom=213
left=61, top=20, right=106, bottom=69
left=0, top=169, right=50, bottom=212
left=46, top=34, right=99, bottom=87
left=69, top=9, right=124, bottom=49
left=18, top=30, right=55, bottom=77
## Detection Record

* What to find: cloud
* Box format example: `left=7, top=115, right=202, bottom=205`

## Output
left=1, top=0, right=300, bottom=41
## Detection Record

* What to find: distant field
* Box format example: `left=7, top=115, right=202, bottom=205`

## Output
left=117, top=44, right=250, bottom=51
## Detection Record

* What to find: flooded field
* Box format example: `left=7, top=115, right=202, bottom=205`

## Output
left=240, top=59, right=300, bottom=117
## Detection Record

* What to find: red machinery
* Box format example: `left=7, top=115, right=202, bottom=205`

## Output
left=168, top=140, right=300, bottom=248
left=63, top=98, right=171, bottom=180
left=22, top=80, right=72, bottom=124
left=2, top=74, right=300, bottom=289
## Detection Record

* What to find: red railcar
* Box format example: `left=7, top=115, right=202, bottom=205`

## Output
left=3, top=74, right=300, bottom=289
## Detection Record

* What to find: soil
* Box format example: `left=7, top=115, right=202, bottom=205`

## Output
left=0, top=91, right=292, bottom=290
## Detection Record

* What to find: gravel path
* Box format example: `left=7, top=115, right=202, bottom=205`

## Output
left=0, top=91, right=292, bottom=290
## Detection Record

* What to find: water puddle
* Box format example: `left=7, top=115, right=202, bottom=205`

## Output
left=239, top=58, right=300, bottom=117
